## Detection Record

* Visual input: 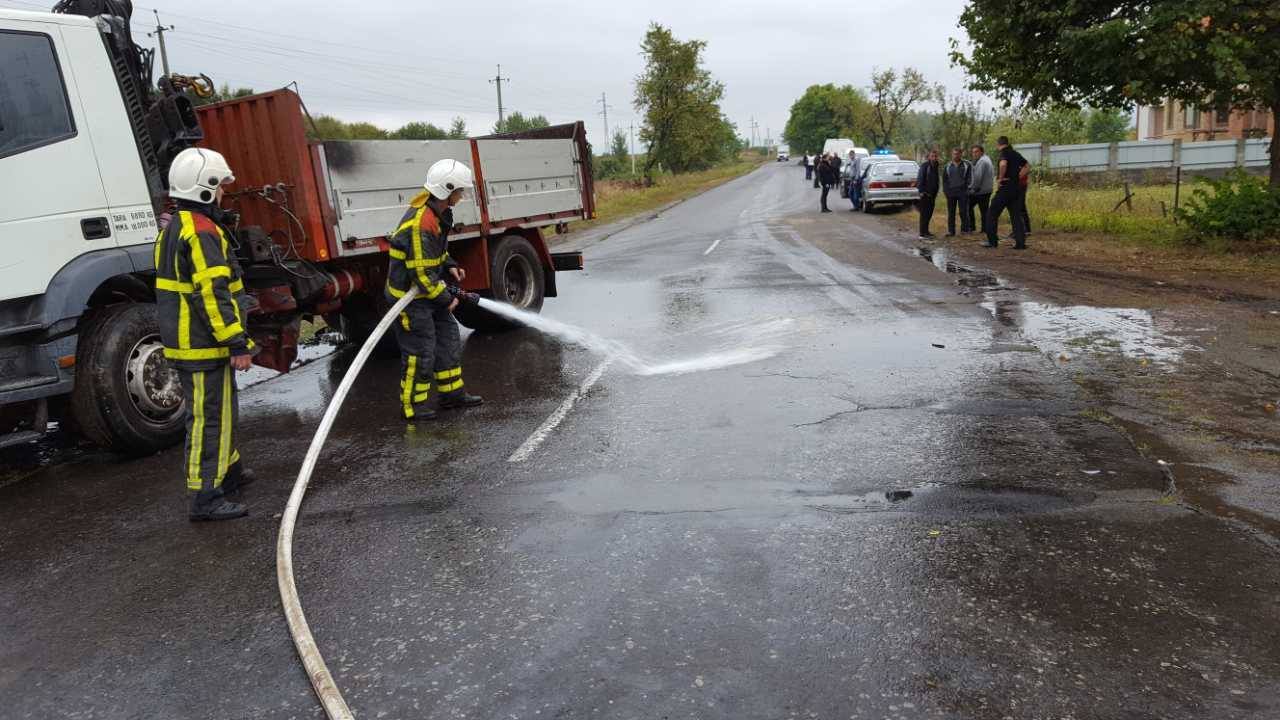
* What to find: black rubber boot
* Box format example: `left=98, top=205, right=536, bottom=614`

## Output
left=439, top=392, right=483, bottom=409
left=189, top=490, right=248, bottom=522
left=222, top=463, right=257, bottom=496
left=405, top=407, right=438, bottom=422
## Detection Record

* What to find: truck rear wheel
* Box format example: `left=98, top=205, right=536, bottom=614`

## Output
left=71, top=303, right=186, bottom=456
left=454, top=235, right=545, bottom=333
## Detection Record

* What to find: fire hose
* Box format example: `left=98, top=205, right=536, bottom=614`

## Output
left=276, top=284, right=480, bottom=719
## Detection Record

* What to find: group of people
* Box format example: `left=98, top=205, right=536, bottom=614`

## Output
left=803, top=152, right=844, bottom=213
left=156, top=147, right=483, bottom=521
left=916, top=136, right=1032, bottom=249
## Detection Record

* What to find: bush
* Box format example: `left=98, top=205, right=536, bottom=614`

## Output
left=1175, top=171, right=1280, bottom=242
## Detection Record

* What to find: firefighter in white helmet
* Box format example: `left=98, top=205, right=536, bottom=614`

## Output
left=385, top=158, right=484, bottom=421
left=155, top=147, right=258, bottom=521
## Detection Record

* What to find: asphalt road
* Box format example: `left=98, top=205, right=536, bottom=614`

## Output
left=3, top=163, right=1280, bottom=719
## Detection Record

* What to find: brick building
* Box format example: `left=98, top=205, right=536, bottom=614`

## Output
left=1136, top=101, right=1274, bottom=141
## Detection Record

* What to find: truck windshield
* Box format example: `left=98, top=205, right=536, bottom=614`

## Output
left=0, top=31, right=76, bottom=158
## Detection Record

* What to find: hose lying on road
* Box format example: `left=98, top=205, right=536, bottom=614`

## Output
left=276, top=285, right=419, bottom=720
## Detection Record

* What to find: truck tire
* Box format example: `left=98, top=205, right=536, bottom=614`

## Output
left=336, top=292, right=398, bottom=354
left=70, top=303, right=186, bottom=456
left=454, top=235, right=545, bottom=333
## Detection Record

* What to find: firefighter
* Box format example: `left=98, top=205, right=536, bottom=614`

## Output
left=156, top=148, right=257, bottom=522
left=387, top=159, right=484, bottom=421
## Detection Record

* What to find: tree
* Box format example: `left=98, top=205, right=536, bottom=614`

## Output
left=611, top=130, right=629, bottom=162
left=346, top=122, right=388, bottom=140
left=954, top=0, right=1280, bottom=186
left=494, top=111, right=550, bottom=134
left=868, top=67, right=937, bottom=149
left=448, top=117, right=468, bottom=139
left=392, top=122, right=448, bottom=140
left=634, top=23, right=732, bottom=180
left=308, top=114, right=353, bottom=140
left=1086, top=107, right=1131, bottom=143
left=783, top=83, right=873, bottom=155
left=935, top=92, right=994, bottom=154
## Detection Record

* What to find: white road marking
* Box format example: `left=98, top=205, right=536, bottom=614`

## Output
left=507, top=358, right=612, bottom=463
left=703, top=237, right=723, bottom=255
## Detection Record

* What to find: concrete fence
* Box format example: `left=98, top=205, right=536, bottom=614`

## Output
left=1014, top=137, right=1271, bottom=175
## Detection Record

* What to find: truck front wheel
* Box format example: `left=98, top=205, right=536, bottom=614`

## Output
left=71, top=303, right=186, bottom=455
left=454, top=234, right=545, bottom=332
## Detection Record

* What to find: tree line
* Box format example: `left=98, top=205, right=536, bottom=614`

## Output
left=783, top=70, right=1132, bottom=159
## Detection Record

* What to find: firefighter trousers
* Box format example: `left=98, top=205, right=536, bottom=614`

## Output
left=178, top=362, right=241, bottom=495
left=394, top=301, right=465, bottom=419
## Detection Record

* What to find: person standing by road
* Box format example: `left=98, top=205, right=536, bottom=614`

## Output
left=387, top=159, right=485, bottom=422
left=813, top=153, right=822, bottom=189
left=916, top=149, right=941, bottom=238
left=1019, top=169, right=1033, bottom=237
left=967, top=144, right=993, bottom=235
left=942, top=147, right=971, bottom=237
left=817, top=154, right=837, bottom=212
left=155, top=148, right=258, bottom=522
left=804, top=153, right=813, bottom=181
left=848, top=155, right=864, bottom=211
left=984, top=136, right=1030, bottom=249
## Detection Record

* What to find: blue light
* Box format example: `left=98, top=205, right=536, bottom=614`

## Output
left=874, top=148, right=894, bottom=155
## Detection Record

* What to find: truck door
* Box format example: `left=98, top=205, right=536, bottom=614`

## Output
left=0, top=21, right=114, bottom=302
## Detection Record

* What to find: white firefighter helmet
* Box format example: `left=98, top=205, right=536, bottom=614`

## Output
left=423, top=158, right=474, bottom=200
left=168, top=148, right=235, bottom=203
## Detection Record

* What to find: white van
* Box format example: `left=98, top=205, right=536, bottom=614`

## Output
left=822, top=138, right=855, bottom=159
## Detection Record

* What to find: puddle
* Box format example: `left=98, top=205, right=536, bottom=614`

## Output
left=915, top=246, right=1000, bottom=290
left=241, top=331, right=344, bottom=387
left=983, top=299, right=1190, bottom=367
left=804, top=482, right=1085, bottom=517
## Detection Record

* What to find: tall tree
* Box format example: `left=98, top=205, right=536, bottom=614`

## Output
left=935, top=92, right=994, bottom=153
left=954, top=0, right=1280, bottom=186
left=868, top=67, right=937, bottom=149
left=634, top=23, right=731, bottom=180
left=611, top=130, right=629, bottom=162
left=1086, top=108, right=1132, bottom=143
left=494, top=111, right=550, bottom=134
left=448, top=117, right=468, bottom=139
left=783, top=84, right=873, bottom=155
left=392, top=122, right=448, bottom=140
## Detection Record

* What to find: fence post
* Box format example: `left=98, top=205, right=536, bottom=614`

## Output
left=1171, top=138, right=1183, bottom=169
left=1040, top=141, right=1051, bottom=168
left=1108, top=141, right=1119, bottom=171
left=1235, top=137, right=1247, bottom=168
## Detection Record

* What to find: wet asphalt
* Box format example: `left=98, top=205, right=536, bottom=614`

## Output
left=3, top=163, right=1280, bottom=719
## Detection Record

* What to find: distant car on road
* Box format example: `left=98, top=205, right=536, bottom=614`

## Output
left=855, top=159, right=919, bottom=212
left=776, top=145, right=790, bottom=162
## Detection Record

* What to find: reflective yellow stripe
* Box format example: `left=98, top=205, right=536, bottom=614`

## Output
left=228, top=279, right=244, bottom=293
left=187, top=371, right=205, bottom=490
left=156, top=278, right=194, bottom=293
left=216, top=363, right=232, bottom=484
left=401, top=355, right=417, bottom=418
left=154, top=230, right=163, bottom=270
left=389, top=248, right=407, bottom=260
left=193, top=265, right=232, bottom=284
left=437, top=379, right=464, bottom=394
left=424, top=280, right=447, bottom=299
left=230, top=449, right=240, bottom=465
left=391, top=245, right=447, bottom=266
left=165, top=346, right=231, bottom=360
left=178, top=295, right=191, bottom=349
left=399, top=312, right=411, bottom=331
left=413, top=392, right=430, bottom=403
left=410, top=208, right=439, bottom=290
left=415, top=383, right=431, bottom=391
left=434, top=368, right=462, bottom=380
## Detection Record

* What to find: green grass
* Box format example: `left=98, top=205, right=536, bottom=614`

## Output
left=589, top=159, right=765, bottom=226
left=1029, top=183, right=1180, bottom=243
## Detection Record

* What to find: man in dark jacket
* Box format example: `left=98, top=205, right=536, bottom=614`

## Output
left=916, top=149, right=940, bottom=238
left=942, top=147, right=972, bottom=237
left=985, top=136, right=1030, bottom=248
left=813, top=152, right=822, bottom=188
left=817, top=155, right=837, bottom=212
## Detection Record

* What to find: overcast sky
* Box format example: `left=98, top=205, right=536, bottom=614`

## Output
left=7, top=0, right=980, bottom=149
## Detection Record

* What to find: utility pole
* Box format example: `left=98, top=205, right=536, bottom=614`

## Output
left=750, top=117, right=760, bottom=149
left=489, top=64, right=509, bottom=130
left=629, top=121, right=636, bottom=175
left=147, top=10, right=175, bottom=77
left=597, top=93, right=612, bottom=144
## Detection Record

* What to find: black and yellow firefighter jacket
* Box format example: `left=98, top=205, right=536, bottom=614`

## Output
left=385, top=198, right=458, bottom=308
left=155, top=206, right=255, bottom=370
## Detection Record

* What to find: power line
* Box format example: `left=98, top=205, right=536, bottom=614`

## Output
left=598, top=92, right=612, bottom=142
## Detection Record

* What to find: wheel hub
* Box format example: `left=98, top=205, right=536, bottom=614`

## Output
left=126, top=336, right=183, bottom=423
left=502, top=254, right=535, bottom=308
